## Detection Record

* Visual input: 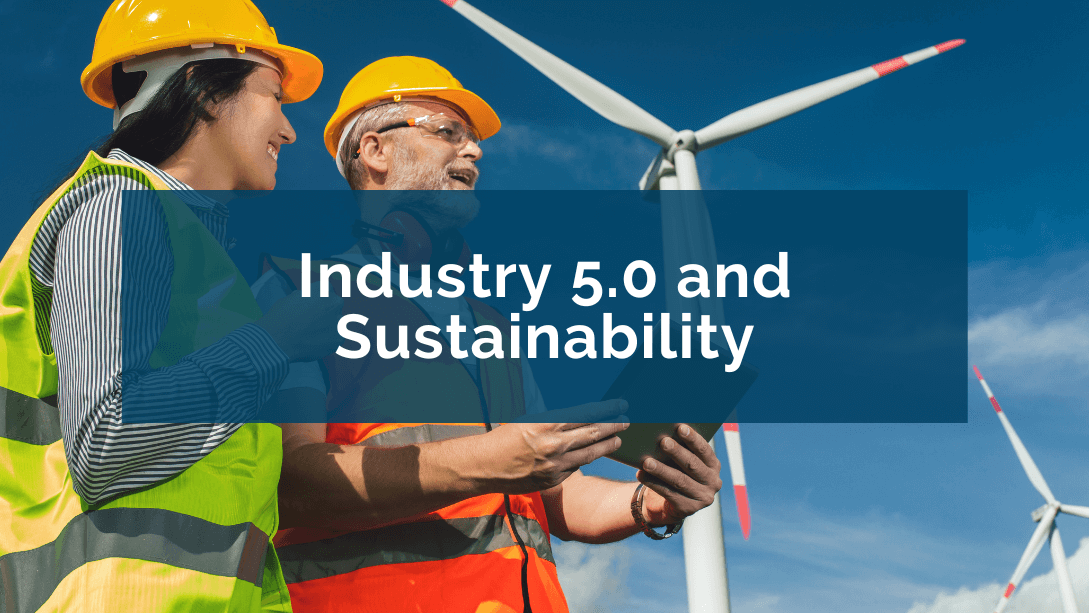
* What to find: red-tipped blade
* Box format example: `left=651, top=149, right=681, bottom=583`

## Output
left=973, top=365, right=1004, bottom=414
left=871, top=39, right=967, bottom=76
left=734, top=485, right=751, bottom=540
left=972, top=366, right=1057, bottom=504
left=936, top=39, right=966, bottom=52
left=723, top=423, right=750, bottom=539
left=695, top=39, right=965, bottom=150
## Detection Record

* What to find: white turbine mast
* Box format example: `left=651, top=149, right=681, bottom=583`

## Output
left=439, top=1, right=963, bottom=610
left=974, top=366, right=1087, bottom=613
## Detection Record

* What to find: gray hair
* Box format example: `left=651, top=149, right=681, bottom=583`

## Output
left=338, top=102, right=409, bottom=189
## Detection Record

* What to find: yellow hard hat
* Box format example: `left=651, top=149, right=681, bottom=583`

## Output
left=81, top=0, right=323, bottom=109
left=324, top=56, right=501, bottom=159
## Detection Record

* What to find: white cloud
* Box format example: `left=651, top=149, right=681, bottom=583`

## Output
left=553, top=538, right=691, bottom=613
left=906, top=537, right=1089, bottom=613
left=481, top=120, right=846, bottom=190
left=710, top=501, right=1011, bottom=613
left=695, top=146, right=846, bottom=190
left=483, top=121, right=658, bottom=189
left=744, top=503, right=991, bottom=578
left=969, top=309, right=1089, bottom=367
left=553, top=540, right=633, bottom=612
left=552, top=502, right=1089, bottom=613
left=969, top=252, right=1089, bottom=396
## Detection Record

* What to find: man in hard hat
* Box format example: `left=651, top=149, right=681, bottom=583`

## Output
left=260, top=57, right=724, bottom=612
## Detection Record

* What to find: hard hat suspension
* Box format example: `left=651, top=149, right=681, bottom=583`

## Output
left=113, top=44, right=283, bottom=130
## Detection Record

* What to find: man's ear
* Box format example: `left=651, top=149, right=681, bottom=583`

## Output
left=357, top=132, right=390, bottom=176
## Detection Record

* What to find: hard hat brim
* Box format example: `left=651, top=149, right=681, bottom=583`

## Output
left=81, top=36, right=323, bottom=109
left=324, top=86, right=501, bottom=159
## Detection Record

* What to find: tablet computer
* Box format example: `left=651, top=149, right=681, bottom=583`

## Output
left=600, top=319, right=758, bottom=469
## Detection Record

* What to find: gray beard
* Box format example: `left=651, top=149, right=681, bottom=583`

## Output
left=385, top=145, right=480, bottom=233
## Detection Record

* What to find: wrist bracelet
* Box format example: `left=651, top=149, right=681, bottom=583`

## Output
left=630, top=483, right=682, bottom=540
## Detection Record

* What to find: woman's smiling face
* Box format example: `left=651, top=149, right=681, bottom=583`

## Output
left=204, top=65, right=296, bottom=190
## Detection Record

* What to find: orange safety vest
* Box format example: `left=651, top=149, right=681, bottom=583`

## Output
left=263, top=255, right=569, bottom=613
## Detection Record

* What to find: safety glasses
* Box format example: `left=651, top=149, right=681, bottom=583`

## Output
left=376, top=114, right=480, bottom=146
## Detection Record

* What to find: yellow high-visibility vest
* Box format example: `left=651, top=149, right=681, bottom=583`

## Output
left=0, top=151, right=291, bottom=612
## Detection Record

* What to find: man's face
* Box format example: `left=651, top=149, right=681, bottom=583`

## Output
left=384, top=101, right=483, bottom=192
left=379, top=101, right=484, bottom=231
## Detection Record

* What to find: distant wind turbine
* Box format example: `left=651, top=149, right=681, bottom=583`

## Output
left=974, top=366, right=1088, bottom=613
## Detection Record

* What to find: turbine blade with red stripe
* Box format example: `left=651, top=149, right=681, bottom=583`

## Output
left=973, top=366, right=1057, bottom=504
left=694, top=39, right=965, bottom=151
left=723, top=423, right=750, bottom=539
left=993, top=505, right=1058, bottom=613
left=438, top=0, right=676, bottom=147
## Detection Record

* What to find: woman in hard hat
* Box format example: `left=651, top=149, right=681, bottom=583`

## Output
left=0, top=0, right=327, bottom=610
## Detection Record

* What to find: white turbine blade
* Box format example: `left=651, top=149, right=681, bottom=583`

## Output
left=1060, top=504, right=1089, bottom=519
left=995, top=505, right=1059, bottom=613
left=1048, top=522, right=1080, bottom=613
left=694, top=39, right=965, bottom=151
left=440, top=0, right=676, bottom=147
left=723, top=423, right=750, bottom=540
left=973, top=366, right=1057, bottom=504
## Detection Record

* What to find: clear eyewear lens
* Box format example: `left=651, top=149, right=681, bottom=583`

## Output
left=414, top=116, right=479, bottom=145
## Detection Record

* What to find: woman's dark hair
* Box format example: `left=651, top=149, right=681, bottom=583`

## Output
left=42, top=58, right=258, bottom=199
left=100, top=58, right=259, bottom=165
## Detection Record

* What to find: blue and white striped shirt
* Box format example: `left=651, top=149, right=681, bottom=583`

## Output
left=29, top=149, right=289, bottom=505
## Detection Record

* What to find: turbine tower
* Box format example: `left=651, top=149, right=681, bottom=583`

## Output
left=439, top=1, right=964, bottom=610
left=974, top=366, right=1089, bottom=613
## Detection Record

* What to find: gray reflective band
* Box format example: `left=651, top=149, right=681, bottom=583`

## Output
left=0, top=387, right=61, bottom=446
left=509, top=513, right=554, bottom=565
left=278, top=513, right=554, bottom=585
left=0, top=507, right=269, bottom=613
left=356, top=424, right=489, bottom=447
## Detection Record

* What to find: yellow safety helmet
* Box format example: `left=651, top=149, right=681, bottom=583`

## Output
left=82, top=0, right=322, bottom=110
left=324, top=56, right=501, bottom=161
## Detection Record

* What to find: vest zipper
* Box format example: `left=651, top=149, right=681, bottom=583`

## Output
left=483, top=424, right=532, bottom=612
left=504, top=492, right=534, bottom=613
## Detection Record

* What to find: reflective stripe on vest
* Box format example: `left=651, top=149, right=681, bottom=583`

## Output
left=0, top=389, right=59, bottom=446
left=0, top=152, right=291, bottom=612
left=0, top=388, right=82, bottom=561
left=277, top=513, right=553, bottom=585
left=0, top=507, right=269, bottom=613
left=353, top=423, right=488, bottom=447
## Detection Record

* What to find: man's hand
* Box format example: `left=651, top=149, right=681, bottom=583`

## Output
left=484, top=400, right=629, bottom=495
left=637, top=424, right=724, bottom=525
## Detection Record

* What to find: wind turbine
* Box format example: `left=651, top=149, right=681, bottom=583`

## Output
left=973, top=366, right=1089, bottom=613
left=438, top=1, right=964, bottom=609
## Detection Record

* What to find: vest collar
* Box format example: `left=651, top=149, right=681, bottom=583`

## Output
left=107, top=149, right=229, bottom=217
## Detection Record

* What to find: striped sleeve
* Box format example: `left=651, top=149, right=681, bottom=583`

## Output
left=50, top=175, right=289, bottom=505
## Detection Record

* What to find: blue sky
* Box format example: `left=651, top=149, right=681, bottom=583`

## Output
left=3, top=0, right=1088, bottom=611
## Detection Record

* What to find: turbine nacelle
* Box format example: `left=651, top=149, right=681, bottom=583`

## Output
left=639, top=130, right=702, bottom=191
left=1032, top=503, right=1054, bottom=523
